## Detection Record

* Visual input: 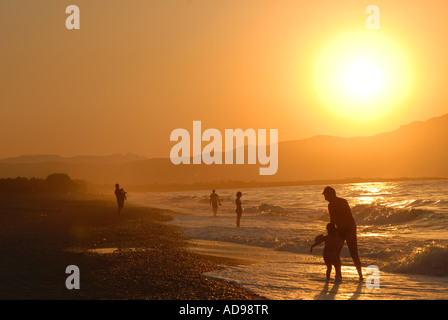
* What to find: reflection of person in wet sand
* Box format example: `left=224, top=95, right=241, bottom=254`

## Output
left=235, top=191, right=243, bottom=227
left=209, top=189, right=221, bottom=216
left=310, top=223, right=344, bottom=281
left=114, top=183, right=127, bottom=217
left=323, top=186, right=363, bottom=281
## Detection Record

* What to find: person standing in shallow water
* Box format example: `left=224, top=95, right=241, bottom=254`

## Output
left=114, top=183, right=127, bottom=217
left=310, top=223, right=344, bottom=281
left=209, top=189, right=221, bottom=216
left=322, top=186, right=363, bottom=281
left=235, top=191, right=243, bottom=227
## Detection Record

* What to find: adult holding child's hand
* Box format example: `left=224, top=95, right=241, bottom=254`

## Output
left=322, top=186, right=363, bottom=281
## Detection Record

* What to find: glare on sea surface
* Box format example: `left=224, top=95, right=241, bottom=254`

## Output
left=345, top=182, right=394, bottom=205
left=358, top=232, right=388, bottom=238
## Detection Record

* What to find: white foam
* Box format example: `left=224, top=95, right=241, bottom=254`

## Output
left=129, top=180, right=448, bottom=299
left=188, top=239, right=448, bottom=300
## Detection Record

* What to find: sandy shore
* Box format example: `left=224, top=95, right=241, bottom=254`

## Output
left=0, top=193, right=264, bottom=300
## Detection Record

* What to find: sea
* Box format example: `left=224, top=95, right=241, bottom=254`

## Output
left=129, top=179, right=448, bottom=300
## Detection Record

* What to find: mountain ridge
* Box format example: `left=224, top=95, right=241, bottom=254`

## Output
left=1, top=114, right=448, bottom=185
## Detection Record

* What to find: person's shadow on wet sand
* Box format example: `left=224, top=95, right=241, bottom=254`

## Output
left=348, top=282, right=364, bottom=300
left=314, top=281, right=363, bottom=300
left=314, top=281, right=341, bottom=299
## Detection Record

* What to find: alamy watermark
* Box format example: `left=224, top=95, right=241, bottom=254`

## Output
left=65, top=4, right=380, bottom=30
left=365, top=265, right=380, bottom=289
left=366, top=5, right=380, bottom=29
left=65, top=5, right=80, bottom=30
left=65, top=265, right=80, bottom=290
left=170, top=121, right=278, bottom=175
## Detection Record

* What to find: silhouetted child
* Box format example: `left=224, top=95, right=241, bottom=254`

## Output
left=310, top=223, right=344, bottom=281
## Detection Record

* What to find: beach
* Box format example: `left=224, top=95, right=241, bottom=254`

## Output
left=2, top=180, right=448, bottom=301
left=130, top=180, right=448, bottom=300
left=0, top=193, right=263, bottom=300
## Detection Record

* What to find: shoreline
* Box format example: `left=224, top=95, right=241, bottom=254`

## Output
left=0, top=193, right=265, bottom=299
left=5, top=191, right=448, bottom=300
left=94, top=177, right=448, bottom=193
left=183, top=238, right=448, bottom=300
left=145, top=191, right=448, bottom=300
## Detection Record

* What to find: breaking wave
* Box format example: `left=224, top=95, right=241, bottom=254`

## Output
left=386, top=243, right=448, bottom=277
left=351, top=204, right=433, bottom=225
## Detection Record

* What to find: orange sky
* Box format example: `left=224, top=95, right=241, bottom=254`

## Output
left=1, top=0, right=448, bottom=159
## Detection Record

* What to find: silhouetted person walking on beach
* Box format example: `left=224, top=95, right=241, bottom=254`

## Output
left=323, top=186, right=363, bottom=281
left=114, top=183, right=127, bottom=217
left=209, top=189, right=221, bottom=216
left=235, top=191, right=243, bottom=227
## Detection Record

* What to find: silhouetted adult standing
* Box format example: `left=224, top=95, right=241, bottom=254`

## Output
left=322, top=186, right=363, bottom=281
left=209, top=189, right=221, bottom=216
left=235, top=191, right=243, bottom=227
left=114, top=183, right=127, bottom=217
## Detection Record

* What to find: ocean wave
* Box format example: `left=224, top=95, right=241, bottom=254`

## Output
left=351, top=204, right=432, bottom=225
left=402, top=199, right=448, bottom=209
left=168, top=195, right=199, bottom=203
left=386, top=243, right=448, bottom=276
left=243, top=203, right=289, bottom=215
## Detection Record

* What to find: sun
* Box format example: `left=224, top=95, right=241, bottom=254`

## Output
left=314, top=31, right=412, bottom=120
left=343, top=60, right=382, bottom=97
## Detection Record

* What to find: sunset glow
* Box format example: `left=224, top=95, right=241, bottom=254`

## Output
left=2, top=0, right=448, bottom=303
left=314, top=31, right=413, bottom=120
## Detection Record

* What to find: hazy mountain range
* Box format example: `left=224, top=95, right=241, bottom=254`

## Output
left=1, top=114, right=448, bottom=187
left=0, top=153, right=147, bottom=165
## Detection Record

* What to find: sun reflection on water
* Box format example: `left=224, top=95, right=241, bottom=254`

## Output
left=344, top=182, right=396, bottom=205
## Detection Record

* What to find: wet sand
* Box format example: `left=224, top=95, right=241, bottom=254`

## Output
left=0, top=193, right=264, bottom=300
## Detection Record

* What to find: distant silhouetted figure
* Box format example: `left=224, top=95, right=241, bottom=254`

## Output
left=114, top=183, right=127, bottom=217
left=310, top=223, right=344, bottom=281
left=323, top=186, right=363, bottom=281
left=209, top=189, right=222, bottom=216
left=235, top=191, right=243, bottom=227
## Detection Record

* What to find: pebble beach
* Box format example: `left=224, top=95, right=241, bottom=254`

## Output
left=0, top=194, right=264, bottom=300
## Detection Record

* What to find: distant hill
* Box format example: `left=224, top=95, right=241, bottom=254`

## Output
left=1, top=114, right=448, bottom=186
left=276, top=113, right=448, bottom=181
left=0, top=153, right=147, bottom=165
